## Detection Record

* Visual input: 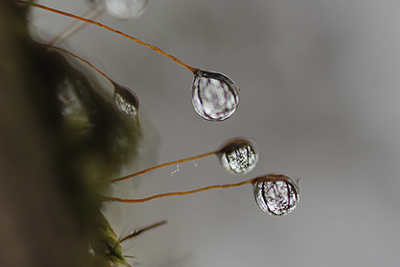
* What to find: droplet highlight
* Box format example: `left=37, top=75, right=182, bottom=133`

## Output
left=216, top=137, right=258, bottom=175
left=252, top=174, right=300, bottom=216
left=193, top=159, right=199, bottom=167
left=113, top=83, right=139, bottom=122
left=170, top=164, right=180, bottom=176
left=105, top=0, right=148, bottom=20
left=192, top=70, right=239, bottom=121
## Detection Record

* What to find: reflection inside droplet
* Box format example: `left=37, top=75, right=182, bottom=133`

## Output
left=216, top=137, right=258, bottom=174
left=252, top=174, right=300, bottom=216
left=114, top=93, right=137, bottom=114
left=191, top=69, right=239, bottom=121
left=105, top=0, right=148, bottom=20
left=113, top=83, right=139, bottom=123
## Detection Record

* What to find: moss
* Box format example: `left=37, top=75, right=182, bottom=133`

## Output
left=0, top=1, right=139, bottom=266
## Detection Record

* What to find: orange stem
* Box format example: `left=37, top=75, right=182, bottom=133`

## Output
left=42, top=44, right=114, bottom=84
left=112, top=150, right=217, bottom=183
left=106, top=178, right=255, bottom=203
left=48, top=7, right=104, bottom=45
left=16, top=1, right=198, bottom=73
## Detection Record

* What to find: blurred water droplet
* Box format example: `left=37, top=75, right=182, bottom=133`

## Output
left=105, top=0, right=148, bottom=20
left=192, top=70, right=239, bottom=121
left=252, top=174, right=300, bottom=216
left=113, top=83, right=140, bottom=123
left=216, top=137, right=258, bottom=174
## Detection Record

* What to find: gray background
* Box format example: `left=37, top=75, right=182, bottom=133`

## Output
left=32, top=1, right=400, bottom=266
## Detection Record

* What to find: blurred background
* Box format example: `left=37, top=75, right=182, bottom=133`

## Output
left=31, top=0, right=400, bottom=266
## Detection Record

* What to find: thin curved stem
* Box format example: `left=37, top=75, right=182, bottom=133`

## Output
left=42, top=44, right=114, bottom=84
left=106, top=178, right=256, bottom=203
left=112, top=150, right=217, bottom=183
left=16, top=1, right=198, bottom=73
left=45, top=44, right=142, bottom=126
left=120, top=220, right=167, bottom=243
left=48, top=7, right=104, bottom=46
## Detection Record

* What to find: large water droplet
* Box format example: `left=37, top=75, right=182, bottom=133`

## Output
left=252, top=174, right=300, bottom=216
left=216, top=137, right=258, bottom=174
left=113, top=83, right=140, bottom=123
left=105, top=0, right=148, bottom=20
left=192, top=70, right=239, bottom=121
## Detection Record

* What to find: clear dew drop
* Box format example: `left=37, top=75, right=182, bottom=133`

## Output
left=113, top=83, right=139, bottom=121
left=216, top=137, right=258, bottom=175
left=191, top=70, right=239, bottom=122
left=114, top=93, right=137, bottom=115
left=105, top=0, right=148, bottom=20
left=252, top=174, right=300, bottom=216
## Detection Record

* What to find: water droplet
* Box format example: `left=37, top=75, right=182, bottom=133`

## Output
left=252, top=174, right=300, bottom=216
left=216, top=137, right=258, bottom=175
left=191, top=70, right=239, bottom=121
left=105, top=0, right=148, bottom=20
left=113, top=83, right=140, bottom=123
left=193, top=159, right=199, bottom=167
